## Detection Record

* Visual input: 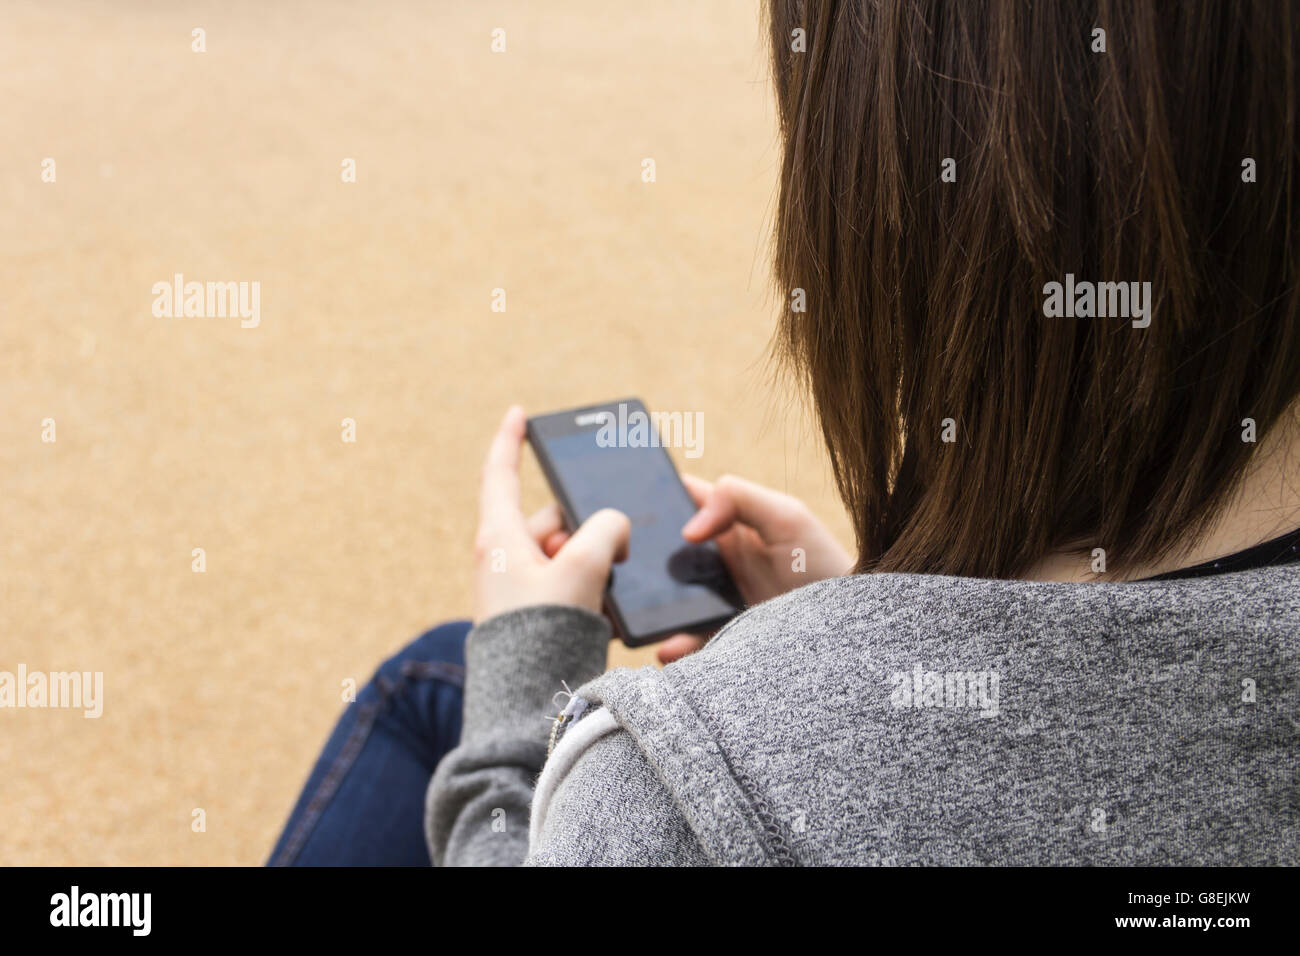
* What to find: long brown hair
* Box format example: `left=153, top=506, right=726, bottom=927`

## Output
left=767, top=0, right=1300, bottom=578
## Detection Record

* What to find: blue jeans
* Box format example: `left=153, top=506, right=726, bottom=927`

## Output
left=267, top=620, right=470, bottom=866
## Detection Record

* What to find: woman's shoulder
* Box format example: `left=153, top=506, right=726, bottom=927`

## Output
left=676, top=563, right=1300, bottom=690
left=568, top=563, right=1299, bottom=864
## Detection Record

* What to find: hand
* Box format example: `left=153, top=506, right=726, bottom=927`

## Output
left=656, top=473, right=854, bottom=664
left=473, top=406, right=631, bottom=623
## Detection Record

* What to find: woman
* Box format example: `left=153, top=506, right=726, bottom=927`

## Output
left=270, top=0, right=1300, bottom=866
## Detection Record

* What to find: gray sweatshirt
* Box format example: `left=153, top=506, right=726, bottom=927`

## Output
left=425, top=565, right=1299, bottom=865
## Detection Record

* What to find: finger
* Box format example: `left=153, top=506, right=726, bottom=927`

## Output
left=680, top=485, right=737, bottom=542
left=541, top=529, right=570, bottom=559
left=656, top=634, right=707, bottom=665
left=681, top=473, right=714, bottom=508
left=682, top=474, right=799, bottom=544
left=558, top=508, right=631, bottom=572
left=680, top=474, right=729, bottom=541
left=478, top=406, right=532, bottom=546
left=526, top=502, right=565, bottom=543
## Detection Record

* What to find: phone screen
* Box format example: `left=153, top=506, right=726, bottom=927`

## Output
left=529, top=402, right=742, bottom=644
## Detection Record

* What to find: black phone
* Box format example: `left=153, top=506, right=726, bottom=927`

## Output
left=526, top=398, right=744, bottom=646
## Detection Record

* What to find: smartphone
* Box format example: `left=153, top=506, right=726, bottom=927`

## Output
left=526, top=398, right=744, bottom=646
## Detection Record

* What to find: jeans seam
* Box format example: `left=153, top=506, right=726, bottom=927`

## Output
left=400, top=660, right=465, bottom=686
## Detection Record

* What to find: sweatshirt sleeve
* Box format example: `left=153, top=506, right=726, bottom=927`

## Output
left=424, top=604, right=610, bottom=867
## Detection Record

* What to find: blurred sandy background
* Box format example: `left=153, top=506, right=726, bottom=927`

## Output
left=0, top=0, right=849, bottom=864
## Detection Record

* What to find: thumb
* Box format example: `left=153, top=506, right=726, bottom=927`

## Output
left=558, top=508, right=631, bottom=573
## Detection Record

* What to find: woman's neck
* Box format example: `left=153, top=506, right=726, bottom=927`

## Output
left=1025, top=405, right=1300, bottom=582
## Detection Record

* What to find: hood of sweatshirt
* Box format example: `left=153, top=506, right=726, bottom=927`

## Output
left=574, top=565, right=1299, bottom=865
